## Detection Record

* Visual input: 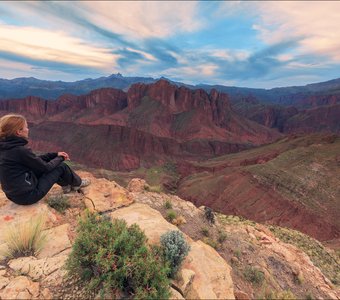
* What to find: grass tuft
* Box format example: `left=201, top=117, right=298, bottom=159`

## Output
left=2, top=215, right=47, bottom=259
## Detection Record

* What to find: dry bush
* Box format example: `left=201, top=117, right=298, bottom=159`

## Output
left=2, top=215, right=47, bottom=259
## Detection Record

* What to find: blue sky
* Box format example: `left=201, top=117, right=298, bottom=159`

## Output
left=0, top=1, right=339, bottom=88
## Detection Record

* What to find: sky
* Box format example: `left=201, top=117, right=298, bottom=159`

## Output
left=0, top=1, right=339, bottom=89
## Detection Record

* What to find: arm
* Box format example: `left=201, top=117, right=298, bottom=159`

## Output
left=39, top=153, right=58, bottom=162
left=19, top=147, right=64, bottom=174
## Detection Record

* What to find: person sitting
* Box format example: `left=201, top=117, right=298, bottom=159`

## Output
left=0, top=114, right=90, bottom=205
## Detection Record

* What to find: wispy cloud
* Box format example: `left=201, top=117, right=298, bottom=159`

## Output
left=252, top=2, right=340, bottom=62
left=0, top=1, right=339, bottom=88
left=0, top=25, right=118, bottom=70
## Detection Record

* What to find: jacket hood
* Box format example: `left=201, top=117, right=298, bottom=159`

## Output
left=0, top=135, right=28, bottom=151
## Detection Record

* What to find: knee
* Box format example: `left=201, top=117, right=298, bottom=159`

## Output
left=58, top=162, right=69, bottom=170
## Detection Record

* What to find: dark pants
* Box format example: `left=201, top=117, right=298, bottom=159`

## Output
left=14, top=162, right=81, bottom=205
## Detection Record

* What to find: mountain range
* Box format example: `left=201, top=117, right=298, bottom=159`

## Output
left=1, top=73, right=340, bottom=106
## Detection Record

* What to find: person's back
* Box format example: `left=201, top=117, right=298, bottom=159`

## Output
left=0, top=114, right=90, bottom=205
left=0, top=135, right=39, bottom=200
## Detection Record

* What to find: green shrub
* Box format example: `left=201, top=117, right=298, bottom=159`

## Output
left=217, top=230, right=228, bottom=243
left=166, top=210, right=177, bottom=222
left=201, top=227, right=210, bottom=237
left=243, top=266, right=265, bottom=286
left=65, top=212, right=170, bottom=299
left=160, top=231, right=190, bottom=278
left=47, top=194, right=70, bottom=213
left=164, top=200, right=172, bottom=209
left=3, top=215, right=47, bottom=259
left=234, top=249, right=241, bottom=259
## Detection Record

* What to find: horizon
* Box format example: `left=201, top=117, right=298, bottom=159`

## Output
left=0, top=1, right=340, bottom=88
left=1, top=72, right=340, bottom=91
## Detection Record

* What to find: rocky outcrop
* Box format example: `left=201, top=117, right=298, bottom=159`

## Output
left=0, top=173, right=235, bottom=299
left=0, top=172, right=339, bottom=299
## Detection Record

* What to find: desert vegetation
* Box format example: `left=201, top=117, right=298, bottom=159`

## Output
left=65, top=211, right=190, bottom=299
left=2, top=216, right=47, bottom=259
left=46, top=194, right=71, bottom=214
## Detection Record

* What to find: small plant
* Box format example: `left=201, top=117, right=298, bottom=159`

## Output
left=293, top=272, right=304, bottom=285
left=160, top=231, right=190, bottom=278
left=217, top=230, right=227, bottom=243
left=149, top=185, right=163, bottom=193
left=145, top=185, right=163, bottom=193
left=305, top=292, right=314, bottom=300
left=234, top=249, right=241, bottom=259
left=166, top=210, right=177, bottom=223
left=243, top=266, right=265, bottom=286
left=3, top=215, right=47, bottom=259
left=203, top=237, right=219, bottom=250
left=172, top=215, right=186, bottom=226
left=204, top=207, right=215, bottom=224
left=66, top=211, right=170, bottom=299
left=201, top=227, right=210, bottom=237
left=164, top=200, right=172, bottom=209
left=47, top=194, right=70, bottom=213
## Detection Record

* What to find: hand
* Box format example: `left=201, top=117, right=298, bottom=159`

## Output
left=58, top=151, right=70, bottom=160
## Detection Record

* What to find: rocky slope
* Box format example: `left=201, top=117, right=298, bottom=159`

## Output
left=176, top=134, right=340, bottom=245
left=0, top=172, right=339, bottom=299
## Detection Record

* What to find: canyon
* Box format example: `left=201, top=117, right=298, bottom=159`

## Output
left=0, top=79, right=339, bottom=248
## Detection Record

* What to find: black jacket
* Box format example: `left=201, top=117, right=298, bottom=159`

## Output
left=0, top=136, right=64, bottom=201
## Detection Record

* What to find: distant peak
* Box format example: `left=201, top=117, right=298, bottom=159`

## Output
left=109, top=73, right=123, bottom=78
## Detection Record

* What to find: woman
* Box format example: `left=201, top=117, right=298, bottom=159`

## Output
left=0, top=114, right=90, bottom=205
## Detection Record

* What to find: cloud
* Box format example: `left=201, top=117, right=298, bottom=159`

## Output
left=0, top=25, right=118, bottom=71
left=252, top=2, right=340, bottom=62
left=79, top=1, right=202, bottom=39
left=0, top=1, right=202, bottom=41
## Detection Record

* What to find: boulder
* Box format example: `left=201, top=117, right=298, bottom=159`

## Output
left=110, top=203, right=234, bottom=299
left=78, top=172, right=133, bottom=213
left=0, top=276, right=39, bottom=299
left=127, top=178, right=148, bottom=192
left=8, top=255, right=68, bottom=281
left=38, top=224, right=71, bottom=258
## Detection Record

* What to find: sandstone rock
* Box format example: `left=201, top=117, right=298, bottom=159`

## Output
left=0, top=190, right=8, bottom=208
left=110, top=203, right=179, bottom=244
left=176, top=268, right=195, bottom=295
left=0, top=276, right=9, bottom=290
left=110, top=203, right=234, bottom=299
left=38, top=224, right=71, bottom=258
left=41, top=288, right=52, bottom=299
left=231, top=256, right=240, bottom=265
left=127, top=178, right=148, bottom=192
left=170, top=287, right=185, bottom=299
left=234, top=290, right=251, bottom=300
left=8, top=255, right=68, bottom=281
left=79, top=172, right=133, bottom=213
left=183, top=240, right=234, bottom=299
left=0, top=276, right=39, bottom=299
